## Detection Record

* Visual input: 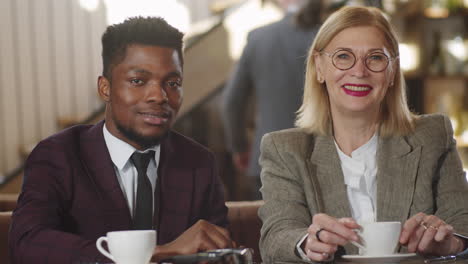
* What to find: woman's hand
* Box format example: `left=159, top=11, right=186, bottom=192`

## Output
left=400, top=212, right=465, bottom=256
left=301, top=213, right=361, bottom=262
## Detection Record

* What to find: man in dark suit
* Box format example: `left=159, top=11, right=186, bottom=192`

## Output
left=9, top=17, right=233, bottom=264
left=222, top=0, right=322, bottom=199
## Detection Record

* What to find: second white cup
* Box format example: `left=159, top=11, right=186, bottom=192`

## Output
left=96, top=230, right=156, bottom=264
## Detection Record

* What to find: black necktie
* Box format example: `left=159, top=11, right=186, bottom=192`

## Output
left=130, top=151, right=155, bottom=230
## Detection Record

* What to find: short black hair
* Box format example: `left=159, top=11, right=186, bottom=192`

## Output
left=101, top=16, right=184, bottom=79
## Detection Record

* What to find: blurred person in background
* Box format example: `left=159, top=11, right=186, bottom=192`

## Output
left=222, top=0, right=324, bottom=200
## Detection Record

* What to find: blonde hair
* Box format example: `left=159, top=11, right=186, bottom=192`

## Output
left=295, top=6, right=416, bottom=136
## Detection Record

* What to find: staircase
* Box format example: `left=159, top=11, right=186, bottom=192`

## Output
left=0, top=0, right=282, bottom=198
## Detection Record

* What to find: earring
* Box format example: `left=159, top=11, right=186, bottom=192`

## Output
left=390, top=81, right=394, bottom=86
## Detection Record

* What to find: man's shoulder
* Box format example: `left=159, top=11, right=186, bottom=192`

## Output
left=32, top=122, right=102, bottom=155
left=248, top=17, right=289, bottom=40
left=40, top=122, right=98, bottom=144
left=166, top=130, right=214, bottom=163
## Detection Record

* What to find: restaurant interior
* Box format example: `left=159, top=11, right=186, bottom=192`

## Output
left=0, top=0, right=466, bottom=263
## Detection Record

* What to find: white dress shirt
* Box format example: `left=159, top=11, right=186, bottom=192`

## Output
left=103, top=124, right=160, bottom=218
left=296, top=134, right=378, bottom=262
left=336, top=133, right=378, bottom=224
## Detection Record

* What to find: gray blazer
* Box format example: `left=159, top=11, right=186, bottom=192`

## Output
left=258, top=114, right=468, bottom=263
left=222, top=14, right=318, bottom=177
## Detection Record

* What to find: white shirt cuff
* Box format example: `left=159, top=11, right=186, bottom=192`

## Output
left=296, top=233, right=335, bottom=263
left=454, top=233, right=468, bottom=256
left=296, top=234, right=312, bottom=261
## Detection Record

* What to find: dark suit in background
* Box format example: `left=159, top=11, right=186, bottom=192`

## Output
left=222, top=12, right=319, bottom=199
left=9, top=121, right=227, bottom=263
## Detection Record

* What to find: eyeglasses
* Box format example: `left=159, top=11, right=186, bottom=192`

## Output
left=321, top=49, right=398, bottom=72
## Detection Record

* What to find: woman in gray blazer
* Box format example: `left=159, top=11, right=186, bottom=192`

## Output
left=258, top=6, right=468, bottom=263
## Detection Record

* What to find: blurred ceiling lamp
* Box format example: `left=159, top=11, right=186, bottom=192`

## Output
left=462, top=130, right=468, bottom=144
left=446, top=36, right=468, bottom=61
left=465, top=0, right=468, bottom=7
left=79, top=0, right=100, bottom=12
left=424, top=0, right=449, bottom=18
left=346, top=0, right=366, bottom=6
left=224, top=0, right=281, bottom=59
left=450, top=117, right=459, bottom=135
left=399, top=43, right=420, bottom=72
left=102, top=0, right=190, bottom=31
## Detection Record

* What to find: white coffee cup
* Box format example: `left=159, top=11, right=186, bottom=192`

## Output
left=352, top=221, right=401, bottom=256
left=96, top=230, right=156, bottom=264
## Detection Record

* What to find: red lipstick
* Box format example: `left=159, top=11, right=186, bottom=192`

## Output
left=342, top=84, right=372, bottom=97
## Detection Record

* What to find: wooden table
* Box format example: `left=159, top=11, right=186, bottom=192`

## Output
left=337, top=256, right=468, bottom=264
left=268, top=257, right=468, bottom=264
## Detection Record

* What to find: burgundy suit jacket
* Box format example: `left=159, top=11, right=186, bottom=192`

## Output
left=9, top=121, right=228, bottom=264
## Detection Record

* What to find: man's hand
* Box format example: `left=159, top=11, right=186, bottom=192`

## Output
left=153, top=220, right=235, bottom=261
left=232, top=152, right=250, bottom=173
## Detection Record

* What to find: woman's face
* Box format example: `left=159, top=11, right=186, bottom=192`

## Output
left=315, top=26, right=396, bottom=118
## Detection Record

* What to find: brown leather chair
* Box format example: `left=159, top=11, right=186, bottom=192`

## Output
left=0, top=211, right=12, bottom=264
left=0, top=194, right=18, bottom=211
left=226, top=200, right=264, bottom=263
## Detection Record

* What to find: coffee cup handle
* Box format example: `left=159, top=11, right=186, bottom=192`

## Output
left=96, top=236, right=115, bottom=262
left=351, top=229, right=366, bottom=251
left=350, top=240, right=366, bottom=251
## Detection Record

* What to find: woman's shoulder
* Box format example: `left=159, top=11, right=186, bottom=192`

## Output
left=261, top=127, right=318, bottom=154
left=415, top=113, right=448, bottom=125
left=263, top=127, right=314, bottom=142
left=409, top=113, right=453, bottom=146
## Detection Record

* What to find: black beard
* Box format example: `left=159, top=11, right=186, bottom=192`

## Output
left=115, top=121, right=168, bottom=149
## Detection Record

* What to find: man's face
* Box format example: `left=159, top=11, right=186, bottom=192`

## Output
left=98, top=44, right=183, bottom=150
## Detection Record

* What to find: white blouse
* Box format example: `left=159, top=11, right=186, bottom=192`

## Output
left=335, top=133, right=378, bottom=224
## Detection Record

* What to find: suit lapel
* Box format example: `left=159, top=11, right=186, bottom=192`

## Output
left=309, top=135, right=356, bottom=254
left=376, top=136, right=421, bottom=223
left=79, top=121, right=132, bottom=227
left=156, top=132, right=194, bottom=243
left=309, top=135, right=352, bottom=218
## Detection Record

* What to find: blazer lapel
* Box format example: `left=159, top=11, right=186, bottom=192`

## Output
left=376, top=136, right=421, bottom=223
left=79, top=121, right=132, bottom=227
left=309, top=135, right=356, bottom=255
left=309, top=135, right=352, bottom=219
left=156, top=132, right=194, bottom=244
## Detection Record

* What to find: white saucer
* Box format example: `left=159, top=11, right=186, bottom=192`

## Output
left=342, top=253, right=417, bottom=263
